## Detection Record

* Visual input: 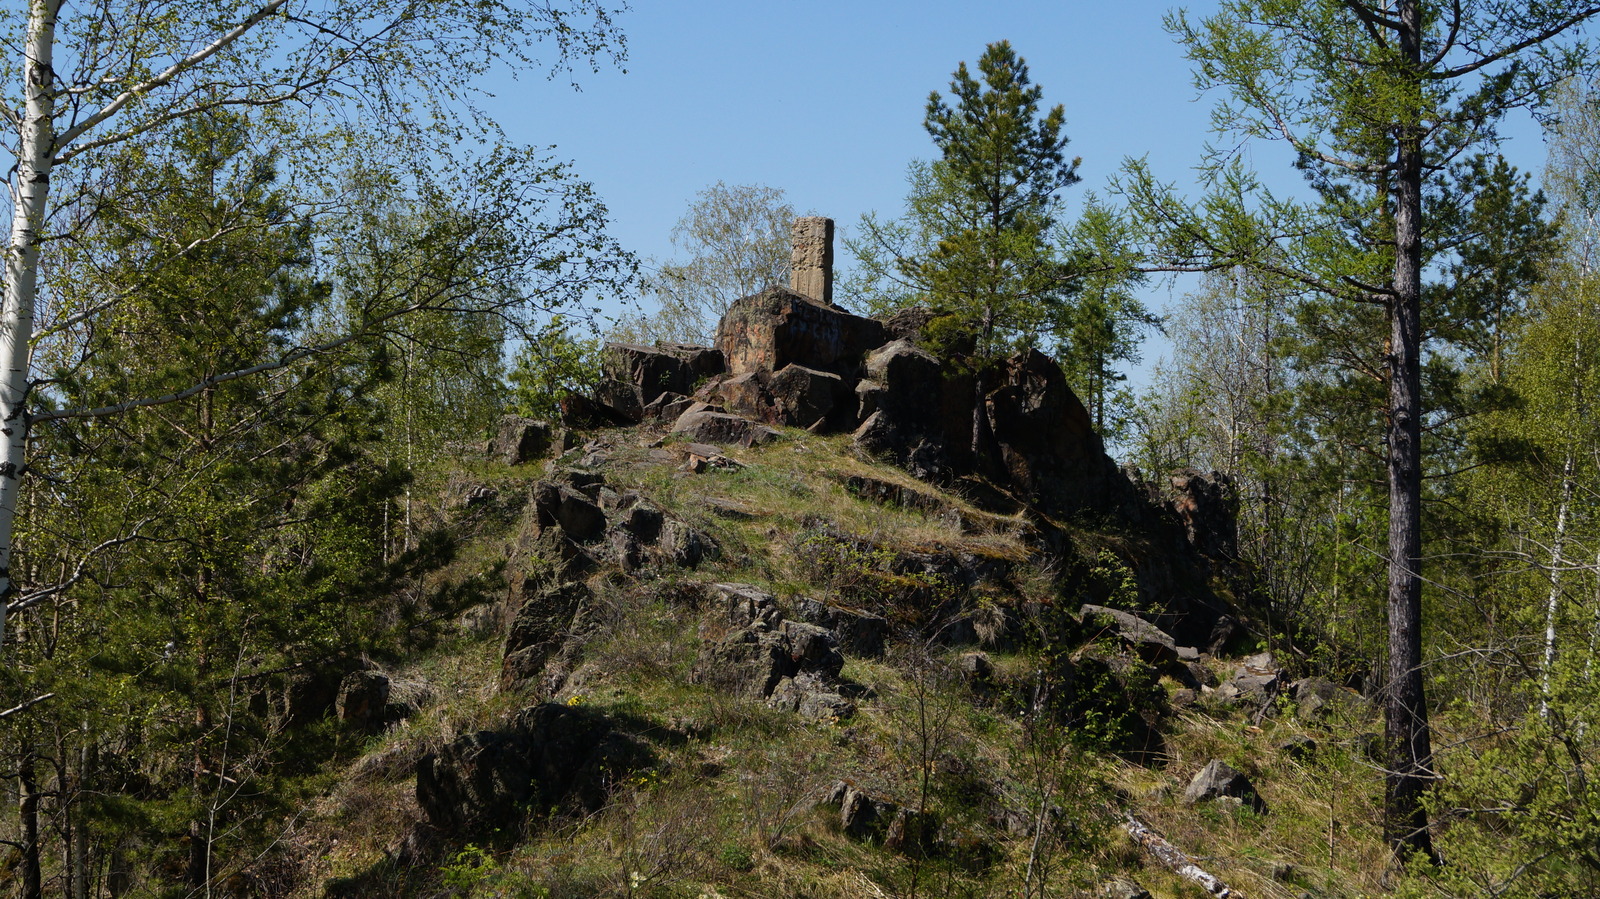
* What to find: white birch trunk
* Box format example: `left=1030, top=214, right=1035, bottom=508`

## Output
left=0, top=0, right=60, bottom=648
left=1540, top=455, right=1575, bottom=719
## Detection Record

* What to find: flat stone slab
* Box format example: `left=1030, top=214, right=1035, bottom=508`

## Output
left=671, top=409, right=779, bottom=448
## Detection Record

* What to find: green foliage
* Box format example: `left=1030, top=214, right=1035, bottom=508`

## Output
left=1053, top=198, right=1160, bottom=437
left=442, top=844, right=502, bottom=893
left=848, top=41, right=1079, bottom=358
left=791, top=526, right=957, bottom=628
left=618, top=182, right=796, bottom=345
left=509, top=316, right=605, bottom=420
left=848, top=42, right=1152, bottom=425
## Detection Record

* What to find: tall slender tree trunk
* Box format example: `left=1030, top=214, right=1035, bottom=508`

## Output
left=1383, top=0, right=1435, bottom=862
left=0, top=0, right=60, bottom=648
left=1541, top=456, right=1576, bottom=718
left=19, top=743, right=42, bottom=899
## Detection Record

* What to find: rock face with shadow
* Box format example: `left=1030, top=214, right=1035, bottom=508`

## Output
left=415, top=703, right=657, bottom=837
left=548, top=275, right=1254, bottom=680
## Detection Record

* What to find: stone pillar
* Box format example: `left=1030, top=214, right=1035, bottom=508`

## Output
left=790, top=216, right=834, bottom=305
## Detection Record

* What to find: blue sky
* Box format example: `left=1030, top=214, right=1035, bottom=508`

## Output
left=480, top=1, right=1553, bottom=371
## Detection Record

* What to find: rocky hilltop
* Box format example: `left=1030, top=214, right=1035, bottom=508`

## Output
left=586, top=283, right=1242, bottom=649
left=293, top=254, right=1384, bottom=899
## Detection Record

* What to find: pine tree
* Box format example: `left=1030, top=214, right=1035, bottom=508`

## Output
left=852, top=41, right=1080, bottom=358
left=1130, top=0, right=1600, bottom=860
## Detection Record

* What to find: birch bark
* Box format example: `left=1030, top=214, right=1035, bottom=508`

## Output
left=0, top=0, right=61, bottom=648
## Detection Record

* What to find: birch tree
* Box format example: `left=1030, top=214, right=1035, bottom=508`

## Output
left=1126, top=0, right=1600, bottom=861
left=0, top=0, right=629, bottom=650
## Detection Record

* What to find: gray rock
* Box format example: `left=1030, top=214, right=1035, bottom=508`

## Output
left=1102, top=878, right=1152, bottom=899
left=694, top=615, right=844, bottom=702
left=1289, top=676, right=1367, bottom=720
left=837, top=784, right=893, bottom=841
left=656, top=343, right=725, bottom=378
left=779, top=619, right=845, bottom=679
left=415, top=703, right=654, bottom=837
left=710, top=583, right=780, bottom=630
left=620, top=502, right=665, bottom=544
left=767, top=673, right=854, bottom=721
left=670, top=408, right=781, bottom=447
left=1216, top=654, right=1284, bottom=707
left=661, top=519, right=719, bottom=568
left=958, top=651, right=994, bottom=687
left=641, top=391, right=695, bottom=423
left=1167, top=469, right=1240, bottom=562
left=335, top=669, right=391, bottom=733
left=533, top=482, right=607, bottom=543
left=501, top=581, right=591, bottom=692
left=457, top=603, right=501, bottom=638
left=791, top=597, right=888, bottom=657
left=692, top=628, right=796, bottom=700
left=769, top=363, right=844, bottom=428
left=716, top=371, right=773, bottom=421
left=1079, top=604, right=1179, bottom=665
left=1217, top=671, right=1282, bottom=705
left=487, top=416, right=554, bottom=465
left=1183, top=759, right=1265, bottom=813
left=597, top=342, right=704, bottom=419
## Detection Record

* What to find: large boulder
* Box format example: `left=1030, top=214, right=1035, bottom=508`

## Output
left=716, top=286, right=886, bottom=378
left=1078, top=604, right=1180, bottom=667
left=416, top=703, right=655, bottom=836
left=1183, top=759, right=1266, bottom=813
left=657, top=343, right=725, bottom=378
left=335, top=669, right=430, bottom=732
left=670, top=407, right=780, bottom=448
left=691, top=628, right=796, bottom=700
left=335, top=669, right=392, bottom=732
left=767, top=672, right=854, bottom=721
left=595, top=342, right=725, bottom=421
left=791, top=596, right=888, bottom=657
left=769, top=364, right=845, bottom=428
left=850, top=341, right=974, bottom=483
left=1288, top=676, right=1368, bottom=721
left=983, top=348, right=1121, bottom=516
left=486, top=416, right=555, bottom=465
left=533, top=483, right=607, bottom=543
left=1168, top=470, right=1240, bottom=562
left=501, top=580, right=591, bottom=692
left=692, top=617, right=844, bottom=700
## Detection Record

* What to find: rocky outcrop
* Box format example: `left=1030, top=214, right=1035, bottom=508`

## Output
left=415, top=703, right=655, bottom=837
left=691, top=583, right=853, bottom=719
left=693, top=619, right=845, bottom=701
left=1168, top=469, right=1239, bottom=562
left=670, top=405, right=780, bottom=448
left=1215, top=652, right=1284, bottom=711
left=335, top=669, right=431, bottom=733
left=501, top=580, right=592, bottom=692
left=982, top=348, right=1126, bottom=517
left=594, top=342, right=725, bottom=421
left=486, top=416, right=558, bottom=465
left=716, top=285, right=886, bottom=378
left=818, top=781, right=988, bottom=862
left=569, top=284, right=1247, bottom=647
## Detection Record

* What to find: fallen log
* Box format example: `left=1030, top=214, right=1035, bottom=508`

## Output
left=1124, top=814, right=1243, bottom=898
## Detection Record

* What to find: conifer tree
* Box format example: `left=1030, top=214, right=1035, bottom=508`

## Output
left=1129, top=0, right=1600, bottom=861
left=852, top=41, right=1081, bottom=357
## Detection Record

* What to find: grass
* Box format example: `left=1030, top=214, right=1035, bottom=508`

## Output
left=274, top=425, right=1427, bottom=899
